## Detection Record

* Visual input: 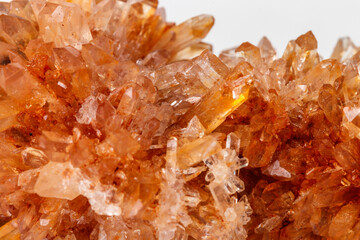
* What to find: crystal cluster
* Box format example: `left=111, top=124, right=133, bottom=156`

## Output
left=0, top=0, right=359, bottom=239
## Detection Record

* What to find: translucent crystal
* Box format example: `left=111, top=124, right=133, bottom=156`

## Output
left=34, top=0, right=92, bottom=49
left=0, top=14, right=37, bottom=46
left=2, top=0, right=360, bottom=239
left=226, top=132, right=241, bottom=154
left=21, top=147, right=48, bottom=168
left=178, top=64, right=250, bottom=133
left=78, top=178, right=122, bottom=216
left=331, top=37, right=358, bottom=62
left=151, top=14, right=214, bottom=57
left=258, top=36, right=276, bottom=60
left=155, top=138, right=191, bottom=240
left=34, top=161, right=81, bottom=200
left=75, top=95, right=98, bottom=124
left=177, top=135, right=221, bottom=169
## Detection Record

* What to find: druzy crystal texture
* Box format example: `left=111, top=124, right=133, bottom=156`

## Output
left=0, top=1, right=360, bottom=240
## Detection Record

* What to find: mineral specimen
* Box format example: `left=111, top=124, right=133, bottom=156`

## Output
left=0, top=0, right=359, bottom=239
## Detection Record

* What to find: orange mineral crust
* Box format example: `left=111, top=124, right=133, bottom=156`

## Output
left=0, top=1, right=359, bottom=240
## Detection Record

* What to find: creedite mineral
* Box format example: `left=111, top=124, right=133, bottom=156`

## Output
left=0, top=0, right=359, bottom=239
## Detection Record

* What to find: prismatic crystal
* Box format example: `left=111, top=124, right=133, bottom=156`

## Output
left=0, top=0, right=360, bottom=239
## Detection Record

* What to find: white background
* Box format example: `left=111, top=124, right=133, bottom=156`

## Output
left=159, top=0, right=360, bottom=58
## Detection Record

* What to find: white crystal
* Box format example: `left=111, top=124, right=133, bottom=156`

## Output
left=76, top=95, right=98, bottom=124
left=344, top=106, right=360, bottom=122
left=267, top=160, right=291, bottom=178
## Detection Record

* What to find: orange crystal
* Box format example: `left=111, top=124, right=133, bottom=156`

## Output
left=0, top=1, right=360, bottom=240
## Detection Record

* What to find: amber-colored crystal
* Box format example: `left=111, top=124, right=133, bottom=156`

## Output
left=1, top=0, right=360, bottom=239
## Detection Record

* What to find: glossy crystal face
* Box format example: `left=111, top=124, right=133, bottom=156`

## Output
left=0, top=0, right=359, bottom=239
